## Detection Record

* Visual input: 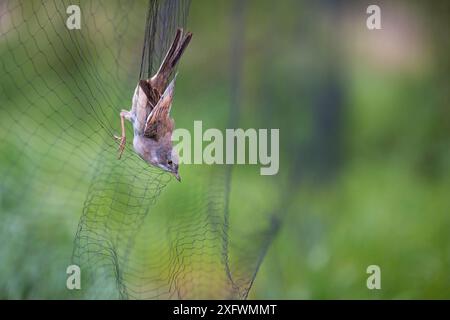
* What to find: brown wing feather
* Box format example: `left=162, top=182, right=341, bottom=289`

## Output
left=143, top=78, right=175, bottom=139
left=139, top=80, right=160, bottom=110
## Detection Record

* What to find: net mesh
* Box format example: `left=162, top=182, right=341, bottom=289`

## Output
left=0, top=0, right=280, bottom=299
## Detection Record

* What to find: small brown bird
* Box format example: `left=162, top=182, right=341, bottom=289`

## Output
left=114, top=28, right=192, bottom=181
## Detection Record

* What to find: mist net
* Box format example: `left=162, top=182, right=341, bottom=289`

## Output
left=0, top=0, right=280, bottom=299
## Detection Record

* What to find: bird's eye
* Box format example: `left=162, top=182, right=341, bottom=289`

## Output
left=168, top=160, right=173, bottom=165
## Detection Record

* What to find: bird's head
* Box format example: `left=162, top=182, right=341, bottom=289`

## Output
left=158, top=148, right=180, bottom=182
left=145, top=141, right=180, bottom=182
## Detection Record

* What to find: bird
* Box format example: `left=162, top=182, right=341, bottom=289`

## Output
left=114, top=28, right=192, bottom=182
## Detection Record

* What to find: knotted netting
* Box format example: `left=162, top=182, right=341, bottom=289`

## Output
left=0, top=0, right=281, bottom=299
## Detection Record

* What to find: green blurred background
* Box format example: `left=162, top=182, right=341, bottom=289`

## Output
left=0, top=0, right=449, bottom=299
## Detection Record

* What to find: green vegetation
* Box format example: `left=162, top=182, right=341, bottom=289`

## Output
left=0, top=0, right=448, bottom=299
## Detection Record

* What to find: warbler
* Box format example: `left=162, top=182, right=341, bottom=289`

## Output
left=115, top=28, right=192, bottom=181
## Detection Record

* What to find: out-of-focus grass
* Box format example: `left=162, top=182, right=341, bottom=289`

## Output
left=0, top=0, right=449, bottom=299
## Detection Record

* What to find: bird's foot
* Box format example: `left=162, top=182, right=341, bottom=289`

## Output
left=114, top=134, right=126, bottom=159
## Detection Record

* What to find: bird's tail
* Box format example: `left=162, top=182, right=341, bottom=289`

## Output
left=152, top=28, right=192, bottom=92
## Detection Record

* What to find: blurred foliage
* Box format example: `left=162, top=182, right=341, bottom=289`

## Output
left=0, top=0, right=449, bottom=299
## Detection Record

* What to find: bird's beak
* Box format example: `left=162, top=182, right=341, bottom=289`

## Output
left=173, top=172, right=181, bottom=182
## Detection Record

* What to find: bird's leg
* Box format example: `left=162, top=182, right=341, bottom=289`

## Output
left=114, top=110, right=131, bottom=159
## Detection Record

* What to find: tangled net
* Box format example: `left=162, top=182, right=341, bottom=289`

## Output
left=0, top=0, right=280, bottom=299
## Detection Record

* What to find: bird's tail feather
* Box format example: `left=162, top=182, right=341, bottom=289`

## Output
left=153, top=28, right=192, bottom=91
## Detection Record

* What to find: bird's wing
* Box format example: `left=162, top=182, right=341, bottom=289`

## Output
left=139, top=80, right=160, bottom=110
left=143, top=77, right=176, bottom=139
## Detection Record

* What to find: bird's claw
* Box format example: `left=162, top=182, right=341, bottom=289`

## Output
left=114, top=135, right=126, bottom=159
